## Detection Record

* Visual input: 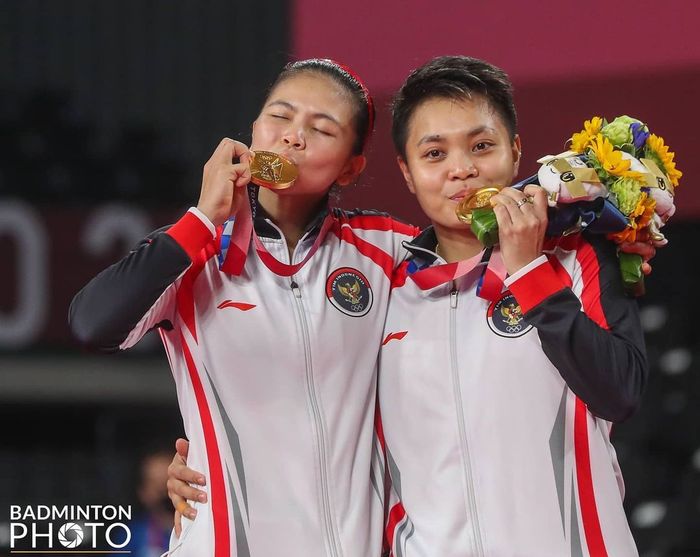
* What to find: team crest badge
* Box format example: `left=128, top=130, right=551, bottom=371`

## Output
left=326, top=267, right=373, bottom=317
left=487, top=291, right=533, bottom=338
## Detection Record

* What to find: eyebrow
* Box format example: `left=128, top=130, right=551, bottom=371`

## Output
left=266, top=100, right=341, bottom=127
left=416, top=125, right=497, bottom=146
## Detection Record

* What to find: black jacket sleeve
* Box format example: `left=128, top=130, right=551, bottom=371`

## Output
left=68, top=226, right=192, bottom=353
left=511, top=233, right=648, bottom=422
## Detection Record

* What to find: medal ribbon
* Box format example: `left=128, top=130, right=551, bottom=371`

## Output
left=220, top=185, right=333, bottom=277
left=409, top=247, right=508, bottom=302
left=477, top=249, right=508, bottom=302
left=252, top=215, right=334, bottom=276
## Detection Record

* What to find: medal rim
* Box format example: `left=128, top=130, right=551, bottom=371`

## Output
left=455, top=187, right=501, bottom=223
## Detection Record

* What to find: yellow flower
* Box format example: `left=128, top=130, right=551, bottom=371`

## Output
left=588, top=135, right=645, bottom=180
left=646, top=133, right=683, bottom=187
left=570, top=116, right=603, bottom=153
left=608, top=193, right=657, bottom=244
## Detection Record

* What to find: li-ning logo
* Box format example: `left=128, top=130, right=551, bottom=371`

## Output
left=486, top=291, right=533, bottom=338
left=9, top=504, right=132, bottom=551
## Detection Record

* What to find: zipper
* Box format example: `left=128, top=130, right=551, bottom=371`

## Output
left=290, top=279, right=341, bottom=557
left=449, top=282, right=484, bottom=555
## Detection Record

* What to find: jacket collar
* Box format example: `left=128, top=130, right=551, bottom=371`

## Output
left=401, top=226, right=440, bottom=266
left=252, top=198, right=330, bottom=240
left=401, top=225, right=493, bottom=272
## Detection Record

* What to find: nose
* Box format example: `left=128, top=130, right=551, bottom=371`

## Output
left=282, top=126, right=305, bottom=150
left=448, top=155, right=477, bottom=180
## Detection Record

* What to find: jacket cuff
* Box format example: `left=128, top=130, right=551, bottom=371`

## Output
left=166, top=209, right=216, bottom=261
left=507, top=257, right=567, bottom=314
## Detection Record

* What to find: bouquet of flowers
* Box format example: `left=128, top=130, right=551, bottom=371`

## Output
left=461, top=115, right=682, bottom=295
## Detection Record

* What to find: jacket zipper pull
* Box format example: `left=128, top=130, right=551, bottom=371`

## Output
left=450, top=288, right=458, bottom=309
left=291, top=280, right=302, bottom=299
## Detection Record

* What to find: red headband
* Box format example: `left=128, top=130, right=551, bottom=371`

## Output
left=329, top=59, right=375, bottom=150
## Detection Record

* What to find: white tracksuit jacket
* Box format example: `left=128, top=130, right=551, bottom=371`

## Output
left=70, top=205, right=418, bottom=557
left=378, top=227, right=647, bottom=557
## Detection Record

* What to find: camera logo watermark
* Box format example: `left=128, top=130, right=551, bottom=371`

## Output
left=57, top=523, right=84, bottom=548
left=9, top=505, right=132, bottom=553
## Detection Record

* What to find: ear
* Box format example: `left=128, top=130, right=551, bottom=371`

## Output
left=336, top=154, right=367, bottom=187
left=511, top=135, right=522, bottom=176
left=397, top=156, right=416, bottom=194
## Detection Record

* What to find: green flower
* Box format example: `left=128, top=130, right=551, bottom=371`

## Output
left=609, top=177, right=644, bottom=216
left=601, top=116, right=644, bottom=150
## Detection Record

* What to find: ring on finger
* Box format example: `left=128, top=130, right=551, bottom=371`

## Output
left=515, top=195, right=534, bottom=208
left=176, top=501, right=189, bottom=514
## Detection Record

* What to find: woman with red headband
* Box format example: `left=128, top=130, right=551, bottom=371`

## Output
left=70, top=59, right=417, bottom=557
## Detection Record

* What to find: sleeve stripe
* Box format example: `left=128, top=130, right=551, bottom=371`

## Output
left=508, top=259, right=568, bottom=314
left=166, top=211, right=216, bottom=261
left=333, top=224, right=395, bottom=280
left=385, top=502, right=408, bottom=554
left=574, top=397, right=610, bottom=557
left=546, top=253, right=573, bottom=288
left=345, top=215, right=419, bottom=237
left=576, top=238, right=611, bottom=330
left=180, top=335, right=231, bottom=557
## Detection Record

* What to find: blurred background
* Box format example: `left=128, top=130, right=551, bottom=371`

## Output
left=0, top=1, right=698, bottom=555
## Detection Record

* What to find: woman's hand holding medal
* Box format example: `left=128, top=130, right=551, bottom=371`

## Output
left=196, top=138, right=300, bottom=227
left=490, top=185, right=549, bottom=275
left=197, top=138, right=253, bottom=227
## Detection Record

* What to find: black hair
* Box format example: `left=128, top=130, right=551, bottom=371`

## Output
left=267, top=58, right=374, bottom=155
left=391, top=55, right=517, bottom=159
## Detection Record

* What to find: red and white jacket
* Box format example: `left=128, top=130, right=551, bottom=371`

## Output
left=70, top=205, right=418, bottom=557
left=378, top=227, right=647, bottom=557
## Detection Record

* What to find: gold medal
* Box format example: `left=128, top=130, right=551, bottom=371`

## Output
left=455, top=187, right=501, bottom=224
left=249, top=151, right=298, bottom=190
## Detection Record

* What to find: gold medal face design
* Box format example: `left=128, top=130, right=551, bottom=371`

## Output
left=455, top=187, right=501, bottom=224
left=250, top=151, right=298, bottom=190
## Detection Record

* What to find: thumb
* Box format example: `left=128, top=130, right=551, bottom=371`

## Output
left=175, top=438, right=190, bottom=460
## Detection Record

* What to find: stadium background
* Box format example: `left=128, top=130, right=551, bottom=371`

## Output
left=1, top=0, right=699, bottom=554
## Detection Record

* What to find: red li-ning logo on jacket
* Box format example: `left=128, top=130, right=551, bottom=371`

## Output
left=326, top=267, right=373, bottom=317
left=487, top=291, right=533, bottom=338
